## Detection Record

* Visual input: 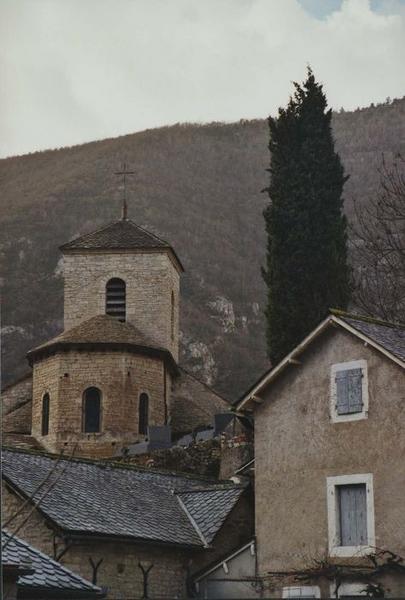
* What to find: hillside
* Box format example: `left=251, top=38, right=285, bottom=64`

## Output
left=1, top=98, right=405, bottom=399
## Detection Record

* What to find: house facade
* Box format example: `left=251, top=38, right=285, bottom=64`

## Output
left=237, top=312, right=405, bottom=598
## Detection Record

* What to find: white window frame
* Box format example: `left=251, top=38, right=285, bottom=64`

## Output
left=329, top=581, right=367, bottom=597
left=327, top=473, right=375, bottom=557
left=282, top=587, right=320, bottom=598
left=330, top=360, right=368, bottom=423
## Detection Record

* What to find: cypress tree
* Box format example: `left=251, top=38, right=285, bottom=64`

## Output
left=263, top=68, right=350, bottom=364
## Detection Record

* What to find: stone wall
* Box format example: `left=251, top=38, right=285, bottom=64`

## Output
left=63, top=250, right=180, bottom=360
left=170, top=369, right=229, bottom=435
left=2, top=400, right=32, bottom=434
left=31, top=350, right=170, bottom=458
left=254, top=326, right=405, bottom=597
left=2, top=483, right=190, bottom=599
left=1, top=373, right=32, bottom=415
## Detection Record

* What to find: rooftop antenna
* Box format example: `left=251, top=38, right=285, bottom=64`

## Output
left=115, top=162, right=135, bottom=220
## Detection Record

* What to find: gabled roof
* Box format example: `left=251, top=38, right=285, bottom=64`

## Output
left=27, top=314, right=178, bottom=373
left=60, top=218, right=184, bottom=271
left=2, top=448, right=246, bottom=549
left=237, top=311, right=405, bottom=411
left=2, top=530, right=104, bottom=598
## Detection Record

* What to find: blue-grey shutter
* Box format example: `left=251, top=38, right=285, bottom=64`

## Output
left=339, top=484, right=367, bottom=546
left=335, top=368, right=363, bottom=414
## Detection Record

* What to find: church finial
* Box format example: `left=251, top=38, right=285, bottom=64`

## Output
left=115, top=162, right=135, bottom=220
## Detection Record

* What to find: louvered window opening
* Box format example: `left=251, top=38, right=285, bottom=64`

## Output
left=139, top=393, right=149, bottom=435
left=41, top=393, right=50, bottom=436
left=335, top=368, right=363, bottom=415
left=106, top=278, right=126, bottom=322
left=338, top=484, right=367, bottom=546
left=84, top=387, right=101, bottom=433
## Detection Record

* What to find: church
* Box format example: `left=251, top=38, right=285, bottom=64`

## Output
left=2, top=210, right=229, bottom=457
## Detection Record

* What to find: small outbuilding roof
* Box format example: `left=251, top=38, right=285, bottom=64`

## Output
left=27, top=314, right=178, bottom=373
left=2, top=448, right=246, bottom=549
left=237, top=311, right=405, bottom=411
left=60, top=219, right=184, bottom=271
left=2, top=530, right=104, bottom=598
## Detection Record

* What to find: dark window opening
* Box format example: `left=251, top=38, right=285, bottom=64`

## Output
left=106, top=278, right=126, bottom=322
left=171, top=291, right=175, bottom=341
left=41, top=393, right=50, bottom=436
left=83, top=387, right=101, bottom=433
left=139, top=393, right=149, bottom=435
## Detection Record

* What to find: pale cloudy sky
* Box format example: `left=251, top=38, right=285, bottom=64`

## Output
left=1, top=0, right=404, bottom=158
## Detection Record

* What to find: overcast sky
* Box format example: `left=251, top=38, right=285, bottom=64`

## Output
left=1, top=0, right=404, bottom=158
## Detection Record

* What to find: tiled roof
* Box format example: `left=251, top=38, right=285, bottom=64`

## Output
left=2, top=449, right=246, bottom=549
left=339, top=315, right=405, bottom=363
left=61, top=219, right=170, bottom=251
left=27, top=315, right=177, bottom=371
left=2, top=530, right=103, bottom=597
left=178, top=487, right=244, bottom=544
left=60, top=219, right=184, bottom=270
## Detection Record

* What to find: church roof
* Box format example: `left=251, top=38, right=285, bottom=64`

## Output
left=2, top=530, right=104, bottom=597
left=60, top=218, right=184, bottom=271
left=2, top=449, right=246, bottom=549
left=27, top=315, right=178, bottom=373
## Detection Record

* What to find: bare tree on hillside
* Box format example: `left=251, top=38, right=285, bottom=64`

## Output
left=352, top=155, right=405, bottom=323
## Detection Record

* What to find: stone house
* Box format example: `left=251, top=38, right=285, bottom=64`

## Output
left=2, top=217, right=229, bottom=457
left=236, top=311, right=405, bottom=598
left=2, top=447, right=253, bottom=599
left=2, top=530, right=104, bottom=599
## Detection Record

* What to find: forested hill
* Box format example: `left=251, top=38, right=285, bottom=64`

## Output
left=1, top=97, right=404, bottom=399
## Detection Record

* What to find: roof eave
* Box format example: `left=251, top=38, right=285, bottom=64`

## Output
left=236, top=314, right=405, bottom=412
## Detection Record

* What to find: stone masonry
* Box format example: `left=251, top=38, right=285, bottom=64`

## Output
left=63, top=250, right=180, bottom=360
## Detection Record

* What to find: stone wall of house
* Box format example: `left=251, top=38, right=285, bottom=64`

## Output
left=254, top=326, right=405, bottom=597
left=63, top=250, right=180, bottom=360
left=1, top=374, right=32, bottom=415
left=170, top=369, right=229, bottom=435
left=31, top=350, right=170, bottom=458
left=2, top=483, right=190, bottom=599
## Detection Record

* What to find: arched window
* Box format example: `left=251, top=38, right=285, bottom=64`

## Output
left=41, top=393, right=50, bottom=436
left=138, top=393, right=149, bottom=435
left=106, top=278, right=126, bottom=321
left=83, top=387, right=101, bottom=433
left=171, top=291, right=175, bottom=341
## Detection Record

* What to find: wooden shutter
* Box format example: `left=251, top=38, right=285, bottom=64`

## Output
left=335, top=368, right=363, bottom=414
left=338, top=484, right=367, bottom=546
left=106, top=278, right=126, bottom=321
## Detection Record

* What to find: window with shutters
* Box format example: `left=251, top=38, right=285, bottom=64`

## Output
left=330, top=360, right=368, bottom=423
left=327, top=474, right=375, bottom=557
left=41, top=393, right=50, bottom=436
left=138, top=392, right=149, bottom=436
left=106, top=278, right=126, bottom=321
left=83, top=387, right=102, bottom=433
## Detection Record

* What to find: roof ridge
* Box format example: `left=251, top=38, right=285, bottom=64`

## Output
left=330, top=308, right=405, bottom=330
left=1, top=446, right=223, bottom=483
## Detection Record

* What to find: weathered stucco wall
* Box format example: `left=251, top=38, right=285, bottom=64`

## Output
left=31, top=350, right=169, bottom=458
left=254, top=327, right=405, bottom=595
left=63, top=250, right=180, bottom=360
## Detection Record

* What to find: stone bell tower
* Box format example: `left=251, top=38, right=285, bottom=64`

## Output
left=60, top=217, right=183, bottom=360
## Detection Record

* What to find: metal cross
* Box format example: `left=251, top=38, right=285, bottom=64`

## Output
left=115, top=162, right=135, bottom=220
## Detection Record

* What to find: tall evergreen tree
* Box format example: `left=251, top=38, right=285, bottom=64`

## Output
left=263, top=68, right=350, bottom=364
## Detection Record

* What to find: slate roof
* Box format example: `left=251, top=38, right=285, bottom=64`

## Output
left=2, top=449, right=246, bottom=549
left=178, top=487, right=244, bottom=544
left=60, top=219, right=184, bottom=270
left=2, top=530, right=103, bottom=597
left=339, top=314, right=405, bottom=363
left=27, top=315, right=177, bottom=371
